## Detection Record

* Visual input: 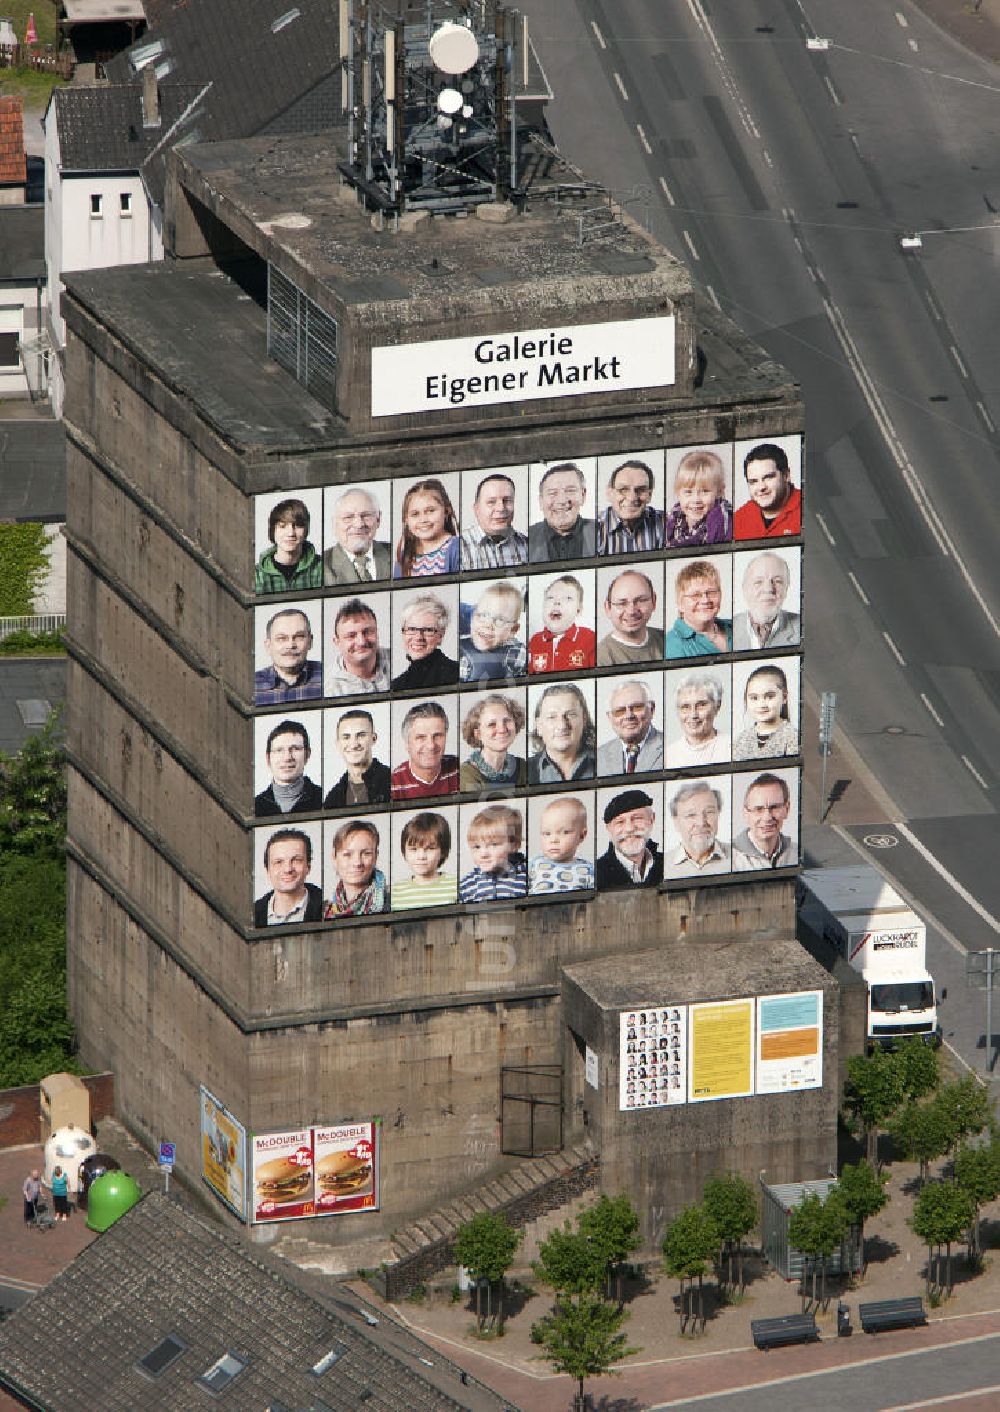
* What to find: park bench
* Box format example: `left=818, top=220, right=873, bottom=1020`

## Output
left=751, top=1313, right=820, bottom=1351
left=858, top=1297, right=926, bottom=1333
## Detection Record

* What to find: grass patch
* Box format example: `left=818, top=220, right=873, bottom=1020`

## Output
left=0, top=66, right=65, bottom=107
left=1, top=4, right=58, bottom=49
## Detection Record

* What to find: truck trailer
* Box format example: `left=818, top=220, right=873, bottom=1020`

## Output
left=798, top=865, right=940, bottom=1048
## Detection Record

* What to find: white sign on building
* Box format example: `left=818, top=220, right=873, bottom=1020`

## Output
left=371, top=317, right=676, bottom=417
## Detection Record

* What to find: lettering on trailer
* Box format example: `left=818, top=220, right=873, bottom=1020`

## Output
left=371, top=317, right=675, bottom=416
left=850, top=929, right=919, bottom=960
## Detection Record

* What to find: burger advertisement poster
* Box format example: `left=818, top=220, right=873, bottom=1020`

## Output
left=313, top=1123, right=378, bottom=1214
left=250, top=1121, right=380, bottom=1224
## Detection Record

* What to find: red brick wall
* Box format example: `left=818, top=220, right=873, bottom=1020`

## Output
left=0, top=1073, right=114, bottom=1149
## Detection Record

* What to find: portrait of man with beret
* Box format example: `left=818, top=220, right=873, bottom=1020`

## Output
left=595, top=788, right=663, bottom=890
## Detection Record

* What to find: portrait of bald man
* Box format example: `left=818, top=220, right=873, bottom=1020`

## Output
left=732, top=550, right=801, bottom=652
left=324, top=486, right=392, bottom=585
left=597, top=678, right=664, bottom=776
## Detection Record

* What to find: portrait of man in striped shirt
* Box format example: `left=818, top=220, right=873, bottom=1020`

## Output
left=391, top=701, right=460, bottom=801
left=597, top=456, right=665, bottom=555
left=460, top=471, right=529, bottom=570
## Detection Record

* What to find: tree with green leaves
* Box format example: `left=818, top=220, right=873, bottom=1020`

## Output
left=702, top=1173, right=758, bottom=1295
left=787, top=1191, right=850, bottom=1311
left=894, top=1037, right=940, bottom=1102
left=844, top=1049, right=907, bottom=1167
left=954, top=1137, right=1000, bottom=1263
left=909, top=1180, right=975, bottom=1297
left=892, top=1098, right=953, bottom=1186
left=937, top=1075, right=994, bottom=1155
left=533, top=1223, right=605, bottom=1300
left=0, top=711, right=67, bottom=860
left=454, top=1211, right=521, bottom=1333
left=578, top=1194, right=640, bottom=1303
left=661, top=1204, right=718, bottom=1333
left=835, top=1160, right=889, bottom=1278
left=531, top=1292, right=637, bottom=1409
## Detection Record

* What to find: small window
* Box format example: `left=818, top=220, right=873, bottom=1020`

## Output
left=136, top=1334, right=186, bottom=1379
left=90, top=193, right=103, bottom=218
left=198, top=1351, right=248, bottom=1395
left=120, top=192, right=133, bottom=218
left=310, top=1344, right=347, bottom=1375
left=0, top=333, right=19, bottom=368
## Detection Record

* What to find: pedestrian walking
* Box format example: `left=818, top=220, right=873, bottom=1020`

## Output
left=51, top=1166, right=70, bottom=1221
left=22, top=1169, right=41, bottom=1226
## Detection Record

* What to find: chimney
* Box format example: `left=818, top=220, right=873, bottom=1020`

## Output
left=141, top=65, right=160, bottom=128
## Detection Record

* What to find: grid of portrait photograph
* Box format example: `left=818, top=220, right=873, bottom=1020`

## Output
left=251, top=765, right=802, bottom=925
left=619, top=1005, right=688, bottom=1110
left=252, top=436, right=803, bottom=597
left=250, top=434, right=804, bottom=928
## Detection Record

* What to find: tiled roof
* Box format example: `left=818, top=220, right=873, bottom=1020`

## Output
left=51, top=83, right=207, bottom=172
left=105, top=0, right=341, bottom=204
left=0, top=95, right=25, bottom=185
left=0, top=1193, right=473, bottom=1411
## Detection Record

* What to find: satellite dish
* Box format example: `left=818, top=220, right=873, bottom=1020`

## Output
left=437, top=87, right=463, bottom=116
left=428, top=20, right=480, bottom=75
left=461, top=104, right=474, bottom=119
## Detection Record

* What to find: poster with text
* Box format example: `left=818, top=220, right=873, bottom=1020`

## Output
left=619, top=1004, right=688, bottom=1110
left=688, top=998, right=755, bottom=1103
left=756, top=991, right=823, bottom=1093
left=200, top=1086, right=247, bottom=1222
left=313, top=1120, right=380, bottom=1215
left=250, top=1127, right=315, bottom=1224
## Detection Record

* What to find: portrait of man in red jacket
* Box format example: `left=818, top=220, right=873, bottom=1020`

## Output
left=733, top=442, right=801, bottom=540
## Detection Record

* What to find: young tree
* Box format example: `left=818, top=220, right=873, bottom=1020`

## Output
left=894, top=1037, right=940, bottom=1102
left=0, top=712, right=67, bottom=860
left=533, top=1223, right=605, bottom=1299
left=454, top=1211, right=521, bottom=1333
left=702, top=1173, right=758, bottom=1295
left=844, top=1049, right=907, bottom=1166
left=954, top=1137, right=1000, bottom=1263
left=787, top=1191, right=849, bottom=1310
left=937, top=1075, right=994, bottom=1154
left=892, top=1099, right=953, bottom=1186
left=531, top=1292, right=637, bottom=1410
left=909, top=1180, right=975, bottom=1297
left=661, top=1204, right=718, bottom=1333
left=835, top=1160, right=889, bottom=1278
left=578, top=1194, right=640, bottom=1303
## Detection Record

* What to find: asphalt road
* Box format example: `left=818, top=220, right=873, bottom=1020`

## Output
left=523, top=0, right=1000, bottom=1047
left=653, top=1330, right=1000, bottom=1411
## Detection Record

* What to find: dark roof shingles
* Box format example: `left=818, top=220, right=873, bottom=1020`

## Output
left=0, top=1193, right=467, bottom=1411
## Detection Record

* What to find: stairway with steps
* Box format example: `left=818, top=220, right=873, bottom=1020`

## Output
left=381, top=1140, right=598, bottom=1300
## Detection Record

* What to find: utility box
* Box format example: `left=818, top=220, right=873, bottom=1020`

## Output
left=39, top=1072, right=90, bottom=1142
left=761, top=1177, right=860, bottom=1281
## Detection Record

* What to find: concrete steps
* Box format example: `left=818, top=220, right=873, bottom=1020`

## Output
left=382, top=1141, right=598, bottom=1299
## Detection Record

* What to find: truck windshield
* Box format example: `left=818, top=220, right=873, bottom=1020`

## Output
left=870, top=981, right=933, bottom=1013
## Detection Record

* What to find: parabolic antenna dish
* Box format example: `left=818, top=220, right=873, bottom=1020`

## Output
left=437, top=87, right=463, bottom=116
left=428, top=20, right=480, bottom=75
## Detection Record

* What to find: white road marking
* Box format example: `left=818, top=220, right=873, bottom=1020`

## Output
left=895, top=10, right=909, bottom=27
left=950, top=344, right=968, bottom=377
left=825, top=75, right=841, bottom=105
left=909, top=39, right=919, bottom=52
left=885, top=1382, right=1000, bottom=1410
left=815, top=511, right=836, bottom=545
left=613, top=71, right=629, bottom=101
left=636, top=123, right=652, bottom=155
left=705, top=284, right=721, bottom=309
left=820, top=293, right=1000, bottom=639
left=590, top=20, right=606, bottom=50
left=682, top=229, right=699, bottom=260
left=976, top=401, right=995, bottom=433
left=962, top=754, right=990, bottom=790
left=847, top=570, right=870, bottom=605
left=882, top=631, right=906, bottom=666
left=894, top=820, right=1000, bottom=934
left=658, top=175, right=675, bottom=205
left=920, top=692, right=944, bottom=728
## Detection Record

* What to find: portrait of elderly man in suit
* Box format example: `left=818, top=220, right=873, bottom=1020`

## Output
left=324, top=487, right=392, bottom=585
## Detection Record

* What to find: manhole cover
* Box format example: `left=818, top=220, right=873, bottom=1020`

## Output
left=864, top=833, right=899, bottom=849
